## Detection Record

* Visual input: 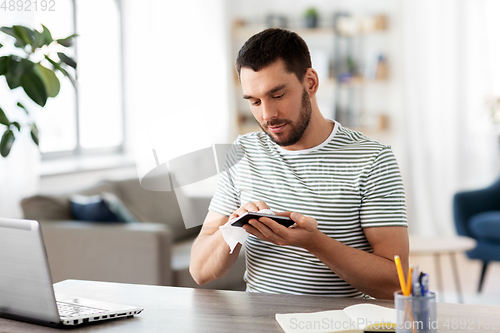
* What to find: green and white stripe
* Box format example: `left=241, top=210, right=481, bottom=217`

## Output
left=209, top=122, right=407, bottom=297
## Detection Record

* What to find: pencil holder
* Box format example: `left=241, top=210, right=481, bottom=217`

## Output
left=394, top=292, right=437, bottom=333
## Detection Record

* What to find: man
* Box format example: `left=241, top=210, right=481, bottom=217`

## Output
left=189, top=28, right=408, bottom=299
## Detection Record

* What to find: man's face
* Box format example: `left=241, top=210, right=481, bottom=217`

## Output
left=240, top=59, right=312, bottom=147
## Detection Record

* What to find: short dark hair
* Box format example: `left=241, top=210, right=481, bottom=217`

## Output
left=236, top=28, right=312, bottom=82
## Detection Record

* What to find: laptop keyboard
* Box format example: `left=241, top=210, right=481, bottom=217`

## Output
left=57, top=301, right=107, bottom=318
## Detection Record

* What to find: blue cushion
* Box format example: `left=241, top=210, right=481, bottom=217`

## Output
left=70, top=193, right=138, bottom=223
left=469, top=211, right=500, bottom=241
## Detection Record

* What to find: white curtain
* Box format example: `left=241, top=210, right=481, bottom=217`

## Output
left=401, top=0, right=500, bottom=236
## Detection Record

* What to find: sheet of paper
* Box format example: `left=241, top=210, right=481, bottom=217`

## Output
left=343, top=304, right=396, bottom=330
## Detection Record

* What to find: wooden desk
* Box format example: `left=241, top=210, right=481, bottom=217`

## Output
left=0, top=280, right=498, bottom=332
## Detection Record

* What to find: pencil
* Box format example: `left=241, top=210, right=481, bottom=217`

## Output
left=394, top=255, right=408, bottom=296
left=407, top=267, right=413, bottom=296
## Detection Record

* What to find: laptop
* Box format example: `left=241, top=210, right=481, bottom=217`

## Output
left=0, top=217, right=143, bottom=327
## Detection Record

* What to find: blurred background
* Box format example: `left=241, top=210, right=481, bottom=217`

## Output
left=1, top=0, right=500, bottom=303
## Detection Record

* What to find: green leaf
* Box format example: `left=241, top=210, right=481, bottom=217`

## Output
left=44, top=55, right=77, bottom=89
left=20, top=70, right=48, bottom=107
left=33, top=29, right=44, bottom=49
left=57, top=52, right=77, bottom=69
left=4, top=57, right=34, bottom=89
left=17, top=102, right=29, bottom=114
left=5, top=72, right=21, bottom=89
left=11, top=122, right=21, bottom=132
left=30, top=123, right=39, bottom=146
left=0, top=27, right=19, bottom=40
left=0, top=43, right=3, bottom=48
left=41, top=25, right=53, bottom=45
left=34, top=63, right=60, bottom=98
left=0, top=107, right=9, bottom=126
left=0, top=56, right=9, bottom=75
left=56, top=34, right=78, bottom=47
left=0, top=129, right=15, bottom=157
left=14, top=40, right=25, bottom=48
left=9, top=56, right=23, bottom=77
left=20, top=58, right=35, bottom=72
left=44, top=55, right=59, bottom=69
left=13, top=25, right=34, bottom=47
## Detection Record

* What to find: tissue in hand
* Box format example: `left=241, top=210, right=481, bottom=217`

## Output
left=219, top=209, right=275, bottom=254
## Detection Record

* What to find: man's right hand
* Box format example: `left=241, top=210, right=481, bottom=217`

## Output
left=189, top=201, right=271, bottom=285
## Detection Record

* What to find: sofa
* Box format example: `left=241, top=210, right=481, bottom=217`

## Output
left=21, top=177, right=246, bottom=291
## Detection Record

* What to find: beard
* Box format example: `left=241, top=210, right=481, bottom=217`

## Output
left=259, top=88, right=312, bottom=147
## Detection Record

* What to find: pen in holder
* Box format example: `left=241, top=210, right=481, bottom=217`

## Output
left=394, top=291, right=437, bottom=333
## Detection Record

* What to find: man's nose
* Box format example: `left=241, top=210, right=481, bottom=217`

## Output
left=261, top=101, right=278, bottom=122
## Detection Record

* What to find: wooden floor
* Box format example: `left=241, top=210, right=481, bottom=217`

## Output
left=409, top=252, right=500, bottom=305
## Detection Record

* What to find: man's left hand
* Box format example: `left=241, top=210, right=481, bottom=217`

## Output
left=242, top=211, right=319, bottom=248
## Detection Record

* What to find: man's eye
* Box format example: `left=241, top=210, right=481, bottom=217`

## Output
left=273, top=93, right=284, bottom=99
left=252, top=100, right=261, bottom=106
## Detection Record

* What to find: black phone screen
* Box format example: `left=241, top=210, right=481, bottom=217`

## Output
left=230, top=212, right=294, bottom=228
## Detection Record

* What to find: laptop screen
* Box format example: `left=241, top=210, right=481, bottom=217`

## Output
left=0, top=218, right=60, bottom=323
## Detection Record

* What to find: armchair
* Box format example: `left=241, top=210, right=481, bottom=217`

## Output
left=453, top=177, right=500, bottom=292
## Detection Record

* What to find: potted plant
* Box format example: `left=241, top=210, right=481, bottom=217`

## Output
left=304, top=7, right=319, bottom=28
left=0, top=24, right=77, bottom=157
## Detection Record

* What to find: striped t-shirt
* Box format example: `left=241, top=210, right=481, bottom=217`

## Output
left=209, top=121, right=407, bottom=297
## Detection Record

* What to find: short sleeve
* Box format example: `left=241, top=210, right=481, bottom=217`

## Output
left=359, top=147, right=408, bottom=228
left=208, top=140, right=243, bottom=216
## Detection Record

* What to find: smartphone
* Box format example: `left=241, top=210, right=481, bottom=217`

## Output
left=230, top=212, right=294, bottom=228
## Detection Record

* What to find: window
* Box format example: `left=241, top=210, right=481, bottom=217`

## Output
left=37, top=0, right=125, bottom=158
left=75, top=0, right=123, bottom=150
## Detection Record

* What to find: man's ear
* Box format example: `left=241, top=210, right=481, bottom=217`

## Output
left=304, top=68, right=319, bottom=97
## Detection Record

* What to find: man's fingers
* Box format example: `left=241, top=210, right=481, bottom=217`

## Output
left=243, top=201, right=268, bottom=213
left=232, top=203, right=258, bottom=218
left=254, top=201, right=271, bottom=211
left=249, top=218, right=287, bottom=243
left=290, top=212, right=318, bottom=230
left=232, top=201, right=272, bottom=219
left=275, top=211, right=292, bottom=217
left=243, top=203, right=259, bottom=212
left=243, top=223, right=265, bottom=239
left=259, top=216, right=289, bottom=235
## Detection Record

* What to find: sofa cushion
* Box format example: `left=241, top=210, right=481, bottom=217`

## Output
left=70, top=192, right=138, bottom=223
left=21, top=195, right=72, bottom=220
left=21, top=181, right=120, bottom=221
left=469, top=211, right=500, bottom=241
left=71, top=194, right=121, bottom=222
left=100, top=192, right=138, bottom=222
